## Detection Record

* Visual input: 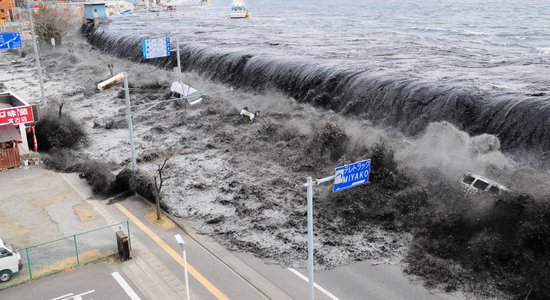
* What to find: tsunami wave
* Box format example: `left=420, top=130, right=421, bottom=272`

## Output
left=83, top=25, right=550, bottom=157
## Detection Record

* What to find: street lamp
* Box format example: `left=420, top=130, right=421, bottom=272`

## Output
left=174, top=234, right=190, bottom=300
left=97, top=72, right=137, bottom=172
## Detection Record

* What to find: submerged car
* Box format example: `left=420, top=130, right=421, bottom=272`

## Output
left=460, top=173, right=510, bottom=196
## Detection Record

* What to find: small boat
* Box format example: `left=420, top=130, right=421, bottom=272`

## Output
left=229, top=2, right=249, bottom=18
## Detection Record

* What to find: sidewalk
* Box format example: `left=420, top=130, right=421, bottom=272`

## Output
left=61, top=173, right=197, bottom=300
left=62, top=172, right=292, bottom=300
left=87, top=197, right=196, bottom=300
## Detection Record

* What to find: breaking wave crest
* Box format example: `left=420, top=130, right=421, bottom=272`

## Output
left=83, top=25, right=550, bottom=157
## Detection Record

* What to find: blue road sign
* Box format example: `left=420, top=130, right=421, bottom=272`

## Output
left=0, top=32, right=22, bottom=49
left=333, top=159, right=371, bottom=192
left=142, top=37, right=170, bottom=60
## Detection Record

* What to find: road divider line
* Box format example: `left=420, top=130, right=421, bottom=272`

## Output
left=112, top=272, right=141, bottom=300
left=288, top=268, right=341, bottom=300
left=114, top=202, right=229, bottom=300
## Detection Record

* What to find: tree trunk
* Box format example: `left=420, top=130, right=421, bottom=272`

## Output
left=156, top=193, right=161, bottom=220
left=58, top=102, right=64, bottom=118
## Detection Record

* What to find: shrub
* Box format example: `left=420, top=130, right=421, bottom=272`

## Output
left=115, top=169, right=156, bottom=202
left=308, top=122, right=348, bottom=161
left=77, top=160, right=115, bottom=194
left=43, top=149, right=115, bottom=195
left=36, top=114, right=87, bottom=150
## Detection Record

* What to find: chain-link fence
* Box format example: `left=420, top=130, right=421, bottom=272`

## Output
left=0, top=221, right=130, bottom=290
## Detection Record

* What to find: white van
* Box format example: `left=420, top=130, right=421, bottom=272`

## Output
left=0, top=239, right=23, bottom=282
left=460, top=173, right=511, bottom=196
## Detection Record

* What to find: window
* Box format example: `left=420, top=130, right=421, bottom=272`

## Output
left=488, top=186, right=500, bottom=194
left=473, top=180, right=489, bottom=191
left=462, top=175, right=475, bottom=185
left=0, top=9, right=4, bottom=13
left=0, top=248, right=11, bottom=258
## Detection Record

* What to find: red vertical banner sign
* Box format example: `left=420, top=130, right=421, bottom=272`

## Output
left=32, top=126, right=38, bottom=151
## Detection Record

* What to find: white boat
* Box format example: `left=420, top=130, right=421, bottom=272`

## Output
left=229, top=2, right=249, bottom=18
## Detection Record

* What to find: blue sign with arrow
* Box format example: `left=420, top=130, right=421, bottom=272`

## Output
left=333, top=159, right=371, bottom=192
left=0, top=32, right=22, bottom=49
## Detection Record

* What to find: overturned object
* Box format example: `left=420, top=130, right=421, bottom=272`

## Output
left=170, top=82, right=203, bottom=105
left=240, top=107, right=259, bottom=123
left=98, top=73, right=125, bottom=91
left=460, top=173, right=511, bottom=196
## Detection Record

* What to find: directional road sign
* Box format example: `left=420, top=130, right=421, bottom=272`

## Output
left=142, top=37, right=170, bottom=59
left=333, top=159, right=371, bottom=192
left=0, top=32, right=22, bottom=49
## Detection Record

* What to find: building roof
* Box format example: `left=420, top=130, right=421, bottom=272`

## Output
left=0, top=92, right=29, bottom=108
left=0, top=124, right=21, bottom=142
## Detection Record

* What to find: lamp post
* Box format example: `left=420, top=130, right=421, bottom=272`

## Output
left=175, top=234, right=190, bottom=300
left=28, top=7, right=45, bottom=104
left=97, top=72, right=137, bottom=172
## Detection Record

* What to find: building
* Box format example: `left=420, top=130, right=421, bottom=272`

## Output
left=0, top=0, right=15, bottom=20
left=0, top=92, right=37, bottom=169
left=84, top=3, right=107, bottom=21
left=0, top=123, right=22, bottom=169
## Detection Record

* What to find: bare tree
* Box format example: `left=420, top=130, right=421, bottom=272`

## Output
left=56, top=98, right=65, bottom=118
left=153, top=148, right=176, bottom=220
left=33, top=6, right=78, bottom=45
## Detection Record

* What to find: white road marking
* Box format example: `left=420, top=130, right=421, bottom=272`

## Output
left=111, top=272, right=141, bottom=300
left=51, top=294, right=73, bottom=300
left=50, top=290, right=94, bottom=300
left=288, top=268, right=341, bottom=300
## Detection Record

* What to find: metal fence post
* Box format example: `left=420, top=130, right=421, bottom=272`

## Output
left=25, top=248, right=32, bottom=280
left=73, top=235, right=80, bottom=266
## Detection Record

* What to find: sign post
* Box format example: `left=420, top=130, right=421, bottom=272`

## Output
left=302, top=159, right=371, bottom=300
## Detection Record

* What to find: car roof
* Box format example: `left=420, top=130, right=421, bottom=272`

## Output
left=466, top=173, right=511, bottom=191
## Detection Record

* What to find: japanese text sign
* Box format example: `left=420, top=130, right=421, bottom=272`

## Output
left=0, top=106, right=34, bottom=125
left=333, top=159, right=371, bottom=192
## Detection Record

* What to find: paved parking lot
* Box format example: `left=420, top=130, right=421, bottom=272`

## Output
left=0, top=166, right=112, bottom=289
left=0, top=166, right=108, bottom=247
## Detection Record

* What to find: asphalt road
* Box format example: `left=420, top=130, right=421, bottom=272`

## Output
left=233, top=252, right=453, bottom=300
left=1, top=262, right=144, bottom=300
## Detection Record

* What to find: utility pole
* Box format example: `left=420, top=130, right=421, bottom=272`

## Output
left=123, top=72, right=137, bottom=172
left=28, top=7, right=45, bottom=104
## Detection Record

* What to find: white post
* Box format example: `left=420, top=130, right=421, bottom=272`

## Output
left=176, top=37, right=182, bottom=86
left=18, top=123, right=29, bottom=160
left=306, top=176, right=315, bottom=300
left=182, top=245, right=190, bottom=300
left=28, top=8, right=45, bottom=104
left=175, top=234, right=191, bottom=300
left=123, top=73, right=137, bottom=172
